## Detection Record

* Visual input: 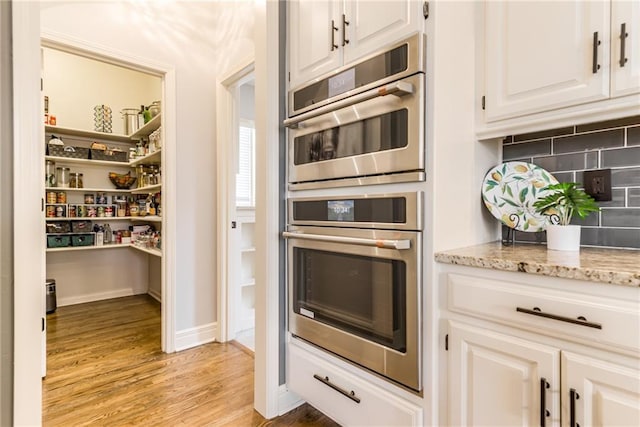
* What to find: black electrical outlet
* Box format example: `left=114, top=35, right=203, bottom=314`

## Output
left=583, top=169, right=612, bottom=201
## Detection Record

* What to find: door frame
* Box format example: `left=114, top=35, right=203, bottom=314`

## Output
left=39, top=30, right=178, bottom=354
left=216, top=58, right=254, bottom=343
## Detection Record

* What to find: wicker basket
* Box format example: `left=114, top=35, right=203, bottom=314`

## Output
left=90, top=149, right=128, bottom=163
left=48, top=145, right=90, bottom=159
left=46, top=221, right=71, bottom=234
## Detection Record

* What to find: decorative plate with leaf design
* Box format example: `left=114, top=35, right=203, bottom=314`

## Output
left=482, top=161, right=559, bottom=232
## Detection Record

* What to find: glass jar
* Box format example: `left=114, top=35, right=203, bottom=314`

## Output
left=56, top=167, right=70, bottom=188
left=45, top=160, right=56, bottom=187
left=69, top=172, right=83, bottom=188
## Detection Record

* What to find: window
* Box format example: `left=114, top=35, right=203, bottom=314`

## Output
left=236, top=119, right=255, bottom=207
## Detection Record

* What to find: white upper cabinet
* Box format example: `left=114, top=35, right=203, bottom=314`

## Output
left=484, top=1, right=611, bottom=122
left=288, top=0, right=343, bottom=89
left=288, top=0, right=425, bottom=89
left=611, top=0, right=640, bottom=97
left=343, top=0, right=424, bottom=65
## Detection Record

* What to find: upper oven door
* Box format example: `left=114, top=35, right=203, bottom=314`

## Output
left=287, top=72, right=424, bottom=187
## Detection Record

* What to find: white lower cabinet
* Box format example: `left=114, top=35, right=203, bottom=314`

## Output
left=287, top=339, right=423, bottom=426
left=448, top=322, right=560, bottom=426
left=444, top=269, right=640, bottom=427
left=562, top=351, right=640, bottom=427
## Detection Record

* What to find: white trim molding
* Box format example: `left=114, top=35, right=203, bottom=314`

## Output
left=57, top=289, right=143, bottom=308
left=175, top=323, right=219, bottom=352
left=277, top=384, right=304, bottom=416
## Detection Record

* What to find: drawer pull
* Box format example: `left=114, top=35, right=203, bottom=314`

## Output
left=516, top=307, right=602, bottom=329
left=313, top=374, right=361, bottom=403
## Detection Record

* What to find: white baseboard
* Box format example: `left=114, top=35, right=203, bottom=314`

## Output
left=278, top=384, right=304, bottom=416
left=57, top=288, right=138, bottom=307
left=175, top=322, right=218, bottom=351
left=147, top=288, right=161, bottom=303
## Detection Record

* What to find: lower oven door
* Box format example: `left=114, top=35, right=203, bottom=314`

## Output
left=284, top=225, right=421, bottom=391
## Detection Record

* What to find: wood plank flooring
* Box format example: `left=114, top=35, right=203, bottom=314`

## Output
left=43, top=295, right=339, bottom=426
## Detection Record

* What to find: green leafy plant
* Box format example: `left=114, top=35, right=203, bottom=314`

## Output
left=533, top=182, right=600, bottom=226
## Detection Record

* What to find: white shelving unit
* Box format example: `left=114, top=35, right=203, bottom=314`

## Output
left=236, top=211, right=256, bottom=333
left=45, top=113, right=163, bottom=307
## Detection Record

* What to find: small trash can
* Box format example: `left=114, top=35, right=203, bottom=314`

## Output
left=46, top=279, right=57, bottom=314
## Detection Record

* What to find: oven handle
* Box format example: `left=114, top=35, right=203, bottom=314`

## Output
left=283, top=80, right=414, bottom=129
left=282, top=231, right=411, bottom=250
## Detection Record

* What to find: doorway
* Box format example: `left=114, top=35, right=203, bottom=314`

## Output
left=216, top=61, right=256, bottom=349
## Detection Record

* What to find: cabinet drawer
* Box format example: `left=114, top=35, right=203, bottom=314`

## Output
left=448, top=273, right=640, bottom=353
left=287, top=341, right=422, bottom=426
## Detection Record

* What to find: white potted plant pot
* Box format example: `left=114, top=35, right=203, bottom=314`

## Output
left=546, top=224, right=581, bottom=251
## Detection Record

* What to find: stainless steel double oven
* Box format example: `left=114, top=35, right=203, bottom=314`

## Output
left=284, top=34, right=425, bottom=392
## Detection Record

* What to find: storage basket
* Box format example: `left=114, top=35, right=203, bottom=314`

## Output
left=46, top=221, right=71, bottom=234
left=71, top=234, right=95, bottom=247
left=71, top=220, right=92, bottom=233
left=47, top=235, right=71, bottom=248
left=90, top=148, right=128, bottom=163
left=48, top=145, right=90, bottom=159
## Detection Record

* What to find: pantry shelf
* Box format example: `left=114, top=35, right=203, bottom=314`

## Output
left=129, top=114, right=161, bottom=140
left=240, top=280, right=255, bottom=288
left=130, top=244, right=162, bottom=257
left=46, top=243, right=130, bottom=253
left=45, top=186, right=131, bottom=193
left=45, top=125, right=130, bottom=142
left=130, top=149, right=161, bottom=167
left=131, top=184, right=162, bottom=194
left=45, top=155, right=131, bottom=168
left=131, top=216, right=162, bottom=223
left=45, top=216, right=136, bottom=221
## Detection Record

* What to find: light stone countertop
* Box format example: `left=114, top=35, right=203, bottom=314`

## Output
left=434, top=242, right=640, bottom=287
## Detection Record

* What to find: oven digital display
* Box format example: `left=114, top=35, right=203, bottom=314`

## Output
left=328, top=68, right=356, bottom=98
left=327, top=200, right=354, bottom=222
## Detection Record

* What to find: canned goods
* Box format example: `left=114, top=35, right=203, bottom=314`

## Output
left=96, top=192, right=107, bottom=204
left=105, top=206, right=114, bottom=217
left=84, top=194, right=95, bottom=204
left=55, top=206, right=65, bottom=217
left=88, top=206, right=97, bottom=217
left=78, top=205, right=87, bottom=217
left=46, top=206, right=56, bottom=218
left=97, top=206, right=105, bottom=217
left=68, top=205, right=77, bottom=217
left=56, top=191, right=67, bottom=204
left=46, top=191, right=57, bottom=204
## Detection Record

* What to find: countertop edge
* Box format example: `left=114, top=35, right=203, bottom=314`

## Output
left=434, top=251, right=640, bottom=288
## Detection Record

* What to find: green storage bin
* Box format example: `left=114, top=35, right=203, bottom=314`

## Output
left=71, top=234, right=95, bottom=247
left=47, top=235, right=71, bottom=248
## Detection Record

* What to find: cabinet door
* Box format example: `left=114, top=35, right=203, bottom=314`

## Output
left=611, top=0, right=640, bottom=97
left=288, top=0, right=343, bottom=89
left=562, top=351, right=640, bottom=427
left=449, top=323, right=560, bottom=426
left=484, top=1, right=610, bottom=122
left=343, top=0, right=424, bottom=65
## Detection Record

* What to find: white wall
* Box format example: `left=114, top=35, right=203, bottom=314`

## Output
left=43, top=47, right=161, bottom=134
left=40, top=1, right=255, bottom=335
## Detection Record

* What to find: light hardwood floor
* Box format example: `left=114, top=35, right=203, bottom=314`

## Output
left=43, top=295, right=339, bottom=426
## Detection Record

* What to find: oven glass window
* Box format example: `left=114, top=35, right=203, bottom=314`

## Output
left=293, top=109, right=408, bottom=165
left=293, top=248, right=407, bottom=352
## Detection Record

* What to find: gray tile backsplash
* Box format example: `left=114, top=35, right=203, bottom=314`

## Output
left=502, top=115, right=640, bottom=249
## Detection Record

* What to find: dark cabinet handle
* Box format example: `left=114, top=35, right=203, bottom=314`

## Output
left=592, top=31, right=601, bottom=73
left=540, top=378, right=550, bottom=426
left=570, top=388, right=580, bottom=427
left=331, top=20, right=338, bottom=51
left=620, top=23, right=628, bottom=67
left=516, top=307, right=602, bottom=329
left=313, top=374, right=360, bottom=403
left=342, top=14, right=350, bottom=46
